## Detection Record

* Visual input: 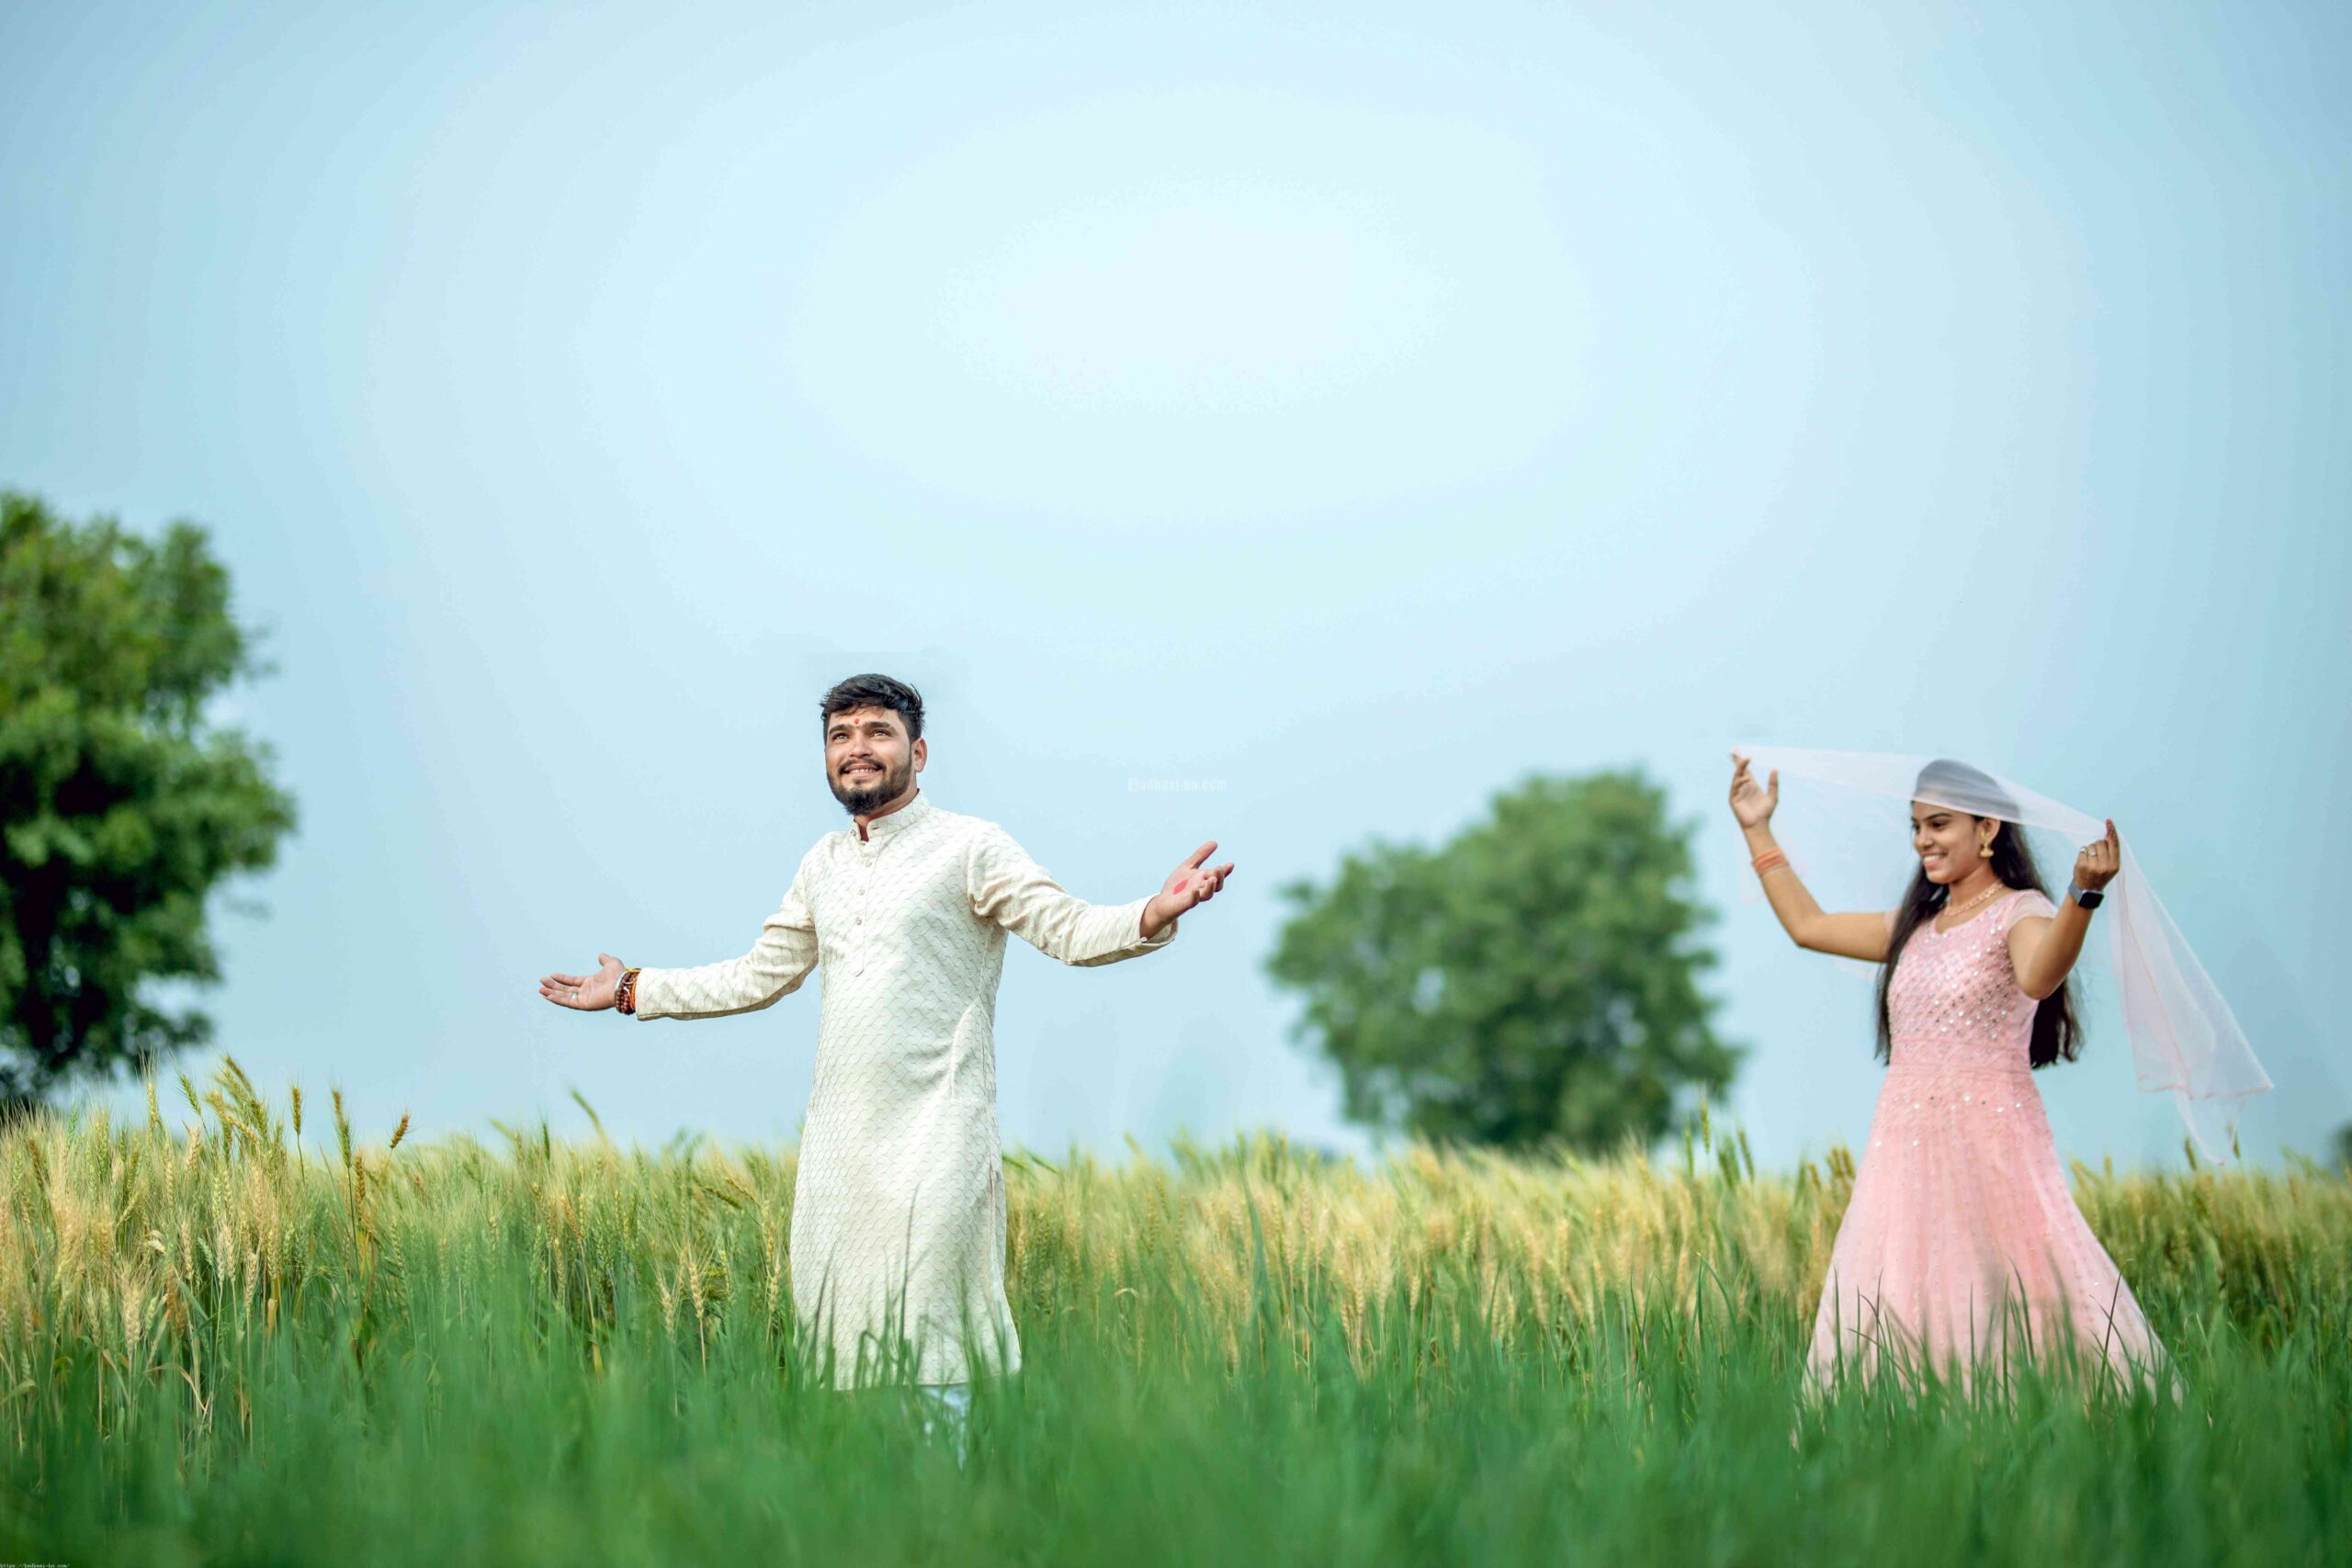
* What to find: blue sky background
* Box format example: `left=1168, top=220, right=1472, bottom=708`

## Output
left=4, top=0, right=2344, bottom=1169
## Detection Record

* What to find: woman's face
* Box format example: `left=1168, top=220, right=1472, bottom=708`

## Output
left=1909, top=800, right=1991, bottom=885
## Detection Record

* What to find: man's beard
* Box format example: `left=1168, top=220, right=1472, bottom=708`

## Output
left=828, top=755, right=914, bottom=815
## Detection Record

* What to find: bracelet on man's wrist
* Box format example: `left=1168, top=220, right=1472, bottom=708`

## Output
left=615, top=966, right=642, bottom=1015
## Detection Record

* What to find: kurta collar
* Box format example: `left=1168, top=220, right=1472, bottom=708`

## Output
left=854, top=787, right=933, bottom=843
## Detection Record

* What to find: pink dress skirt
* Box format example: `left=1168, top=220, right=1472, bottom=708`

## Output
left=1806, top=887, right=2165, bottom=1389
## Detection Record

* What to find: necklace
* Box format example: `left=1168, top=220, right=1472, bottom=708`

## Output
left=1935, top=881, right=2008, bottom=932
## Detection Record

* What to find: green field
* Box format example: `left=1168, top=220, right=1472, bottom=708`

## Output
left=3, top=1061, right=2347, bottom=1566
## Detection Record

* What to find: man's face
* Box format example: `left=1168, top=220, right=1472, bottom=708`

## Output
left=823, top=705, right=922, bottom=814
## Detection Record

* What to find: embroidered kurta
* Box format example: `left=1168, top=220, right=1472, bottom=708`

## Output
left=632, top=789, right=1176, bottom=1386
left=1807, top=889, right=2163, bottom=1388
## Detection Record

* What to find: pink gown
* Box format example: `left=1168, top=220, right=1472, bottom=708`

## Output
left=1806, top=886, right=2165, bottom=1388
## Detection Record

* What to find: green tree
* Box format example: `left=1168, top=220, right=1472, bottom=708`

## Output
left=0, top=491, right=295, bottom=1117
left=1266, top=769, right=1736, bottom=1153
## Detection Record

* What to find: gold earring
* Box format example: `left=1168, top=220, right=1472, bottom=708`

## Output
left=1979, top=839, right=1995, bottom=859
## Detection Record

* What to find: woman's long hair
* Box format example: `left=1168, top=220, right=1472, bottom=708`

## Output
left=1874, top=760, right=2082, bottom=1069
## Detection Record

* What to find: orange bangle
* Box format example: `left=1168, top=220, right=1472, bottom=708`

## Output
left=1750, top=851, right=1789, bottom=875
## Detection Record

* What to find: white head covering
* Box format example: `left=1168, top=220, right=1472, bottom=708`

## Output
left=1734, top=745, right=2272, bottom=1161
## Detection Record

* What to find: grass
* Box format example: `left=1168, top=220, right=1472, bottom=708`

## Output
left=0, top=1059, right=2346, bottom=1565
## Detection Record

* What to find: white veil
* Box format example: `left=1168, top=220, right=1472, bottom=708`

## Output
left=1733, top=745, right=2271, bottom=1161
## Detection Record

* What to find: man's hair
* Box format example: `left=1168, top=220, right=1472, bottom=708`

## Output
left=819, top=673, right=925, bottom=742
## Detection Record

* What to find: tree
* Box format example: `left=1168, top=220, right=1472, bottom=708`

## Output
left=0, top=491, right=296, bottom=1118
left=1266, top=769, right=1736, bottom=1153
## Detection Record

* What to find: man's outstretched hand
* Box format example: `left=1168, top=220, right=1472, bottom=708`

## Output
left=540, top=952, right=626, bottom=1010
left=1142, top=840, right=1235, bottom=939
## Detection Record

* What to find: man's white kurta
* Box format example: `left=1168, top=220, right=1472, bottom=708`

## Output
left=632, top=790, right=1175, bottom=1387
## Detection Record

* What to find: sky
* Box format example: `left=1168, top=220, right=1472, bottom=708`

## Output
left=3, top=0, right=2345, bottom=1171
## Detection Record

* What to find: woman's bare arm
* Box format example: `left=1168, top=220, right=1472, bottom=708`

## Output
left=2010, top=819, right=2120, bottom=999
left=1730, top=752, right=1891, bottom=963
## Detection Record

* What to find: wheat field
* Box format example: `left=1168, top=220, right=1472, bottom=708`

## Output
left=2, top=1059, right=2346, bottom=1565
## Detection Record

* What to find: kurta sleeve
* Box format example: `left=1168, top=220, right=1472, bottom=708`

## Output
left=965, top=823, right=1176, bottom=966
left=1997, top=888, right=2057, bottom=934
left=634, top=862, right=820, bottom=1021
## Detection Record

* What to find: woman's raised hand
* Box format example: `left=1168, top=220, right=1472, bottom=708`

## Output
left=539, top=952, right=626, bottom=1010
left=1728, top=752, right=1779, bottom=829
left=2074, top=819, right=2122, bottom=894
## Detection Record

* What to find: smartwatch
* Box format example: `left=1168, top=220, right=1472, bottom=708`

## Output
left=2066, top=879, right=2104, bottom=910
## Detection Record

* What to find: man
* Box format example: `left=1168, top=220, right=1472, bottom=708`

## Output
left=537, top=673, right=1230, bottom=1416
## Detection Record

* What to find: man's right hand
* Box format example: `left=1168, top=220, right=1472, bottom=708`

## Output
left=540, top=952, right=626, bottom=1010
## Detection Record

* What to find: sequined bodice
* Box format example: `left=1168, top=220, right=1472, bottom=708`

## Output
left=1886, top=888, right=2052, bottom=1071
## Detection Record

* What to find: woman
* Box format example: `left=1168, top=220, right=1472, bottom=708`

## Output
left=1728, top=750, right=2163, bottom=1390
